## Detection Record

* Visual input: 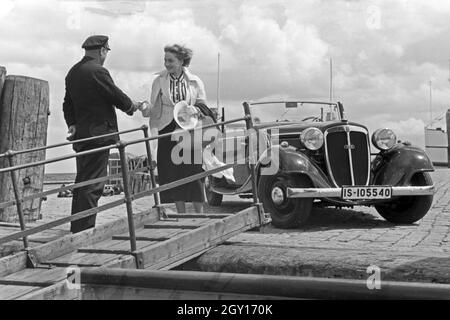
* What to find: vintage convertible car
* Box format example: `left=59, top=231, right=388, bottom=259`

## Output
left=205, top=100, right=435, bottom=229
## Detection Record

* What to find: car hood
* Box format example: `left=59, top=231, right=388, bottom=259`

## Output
left=254, top=120, right=368, bottom=136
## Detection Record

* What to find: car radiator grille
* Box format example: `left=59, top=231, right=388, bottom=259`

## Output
left=325, top=126, right=370, bottom=187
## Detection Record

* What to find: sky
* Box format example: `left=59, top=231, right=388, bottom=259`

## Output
left=0, top=0, right=449, bottom=172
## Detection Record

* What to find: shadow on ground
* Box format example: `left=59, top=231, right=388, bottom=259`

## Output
left=208, top=200, right=409, bottom=233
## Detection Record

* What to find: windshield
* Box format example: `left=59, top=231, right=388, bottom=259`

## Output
left=249, top=101, right=341, bottom=124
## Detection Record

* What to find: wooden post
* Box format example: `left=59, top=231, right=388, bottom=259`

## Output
left=447, top=109, right=450, bottom=168
left=0, top=75, right=50, bottom=222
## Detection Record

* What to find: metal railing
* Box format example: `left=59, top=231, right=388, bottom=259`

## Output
left=0, top=104, right=260, bottom=268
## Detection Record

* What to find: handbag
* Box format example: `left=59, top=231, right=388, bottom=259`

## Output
left=173, top=102, right=219, bottom=151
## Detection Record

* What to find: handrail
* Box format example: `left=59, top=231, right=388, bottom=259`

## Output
left=0, top=198, right=125, bottom=246
left=0, top=164, right=238, bottom=247
left=0, top=144, right=116, bottom=174
left=249, top=100, right=338, bottom=106
left=0, top=166, right=148, bottom=210
left=0, top=106, right=260, bottom=266
left=0, top=126, right=149, bottom=251
left=125, top=116, right=249, bottom=147
left=0, top=117, right=249, bottom=174
left=0, top=126, right=146, bottom=159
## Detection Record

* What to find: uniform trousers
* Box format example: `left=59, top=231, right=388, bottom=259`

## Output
left=70, top=146, right=110, bottom=233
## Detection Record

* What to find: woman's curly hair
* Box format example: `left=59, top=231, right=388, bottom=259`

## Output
left=164, top=44, right=193, bottom=67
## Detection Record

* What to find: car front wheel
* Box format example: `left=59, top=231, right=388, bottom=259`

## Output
left=258, top=174, right=313, bottom=229
left=375, top=172, right=433, bottom=224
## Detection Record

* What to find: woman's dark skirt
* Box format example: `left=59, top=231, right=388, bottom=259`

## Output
left=157, top=120, right=205, bottom=203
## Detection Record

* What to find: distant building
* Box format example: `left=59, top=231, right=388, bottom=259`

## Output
left=108, top=152, right=146, bottom=185
left=424, top=110, right=449, bottom=166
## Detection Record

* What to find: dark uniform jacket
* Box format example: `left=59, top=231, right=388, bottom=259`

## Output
left=63, top=56, right=133, bottom=151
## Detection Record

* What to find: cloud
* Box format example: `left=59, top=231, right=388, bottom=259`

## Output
left=0, top=0, right=448, bottom=172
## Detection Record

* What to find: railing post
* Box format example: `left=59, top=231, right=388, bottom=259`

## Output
left=117, top=142, right=138, bottom=260
left=242, top=102, right=265, bottom=226
left=6, top=150, right=29, bottom=250
left=141, top=125, right=168, bottom=220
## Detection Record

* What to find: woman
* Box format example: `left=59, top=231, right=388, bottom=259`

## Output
left=140, top=44, right=207, bottom=213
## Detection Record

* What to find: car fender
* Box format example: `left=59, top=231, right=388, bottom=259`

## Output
left=372, top=144, right=434, bottom=186
left=257, top=145, right=331, bottom=188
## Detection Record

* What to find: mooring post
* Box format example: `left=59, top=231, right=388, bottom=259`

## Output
left=117, top=142, right=138, bottom=256
left=0, top=74, right=49, bottom=222
left=6, top=151, right=29, bottom=250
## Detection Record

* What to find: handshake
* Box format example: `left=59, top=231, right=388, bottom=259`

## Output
left=127, top=100, right=150, bottom=115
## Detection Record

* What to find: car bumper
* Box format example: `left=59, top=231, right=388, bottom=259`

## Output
left=286, top=185, right=435, bottom=198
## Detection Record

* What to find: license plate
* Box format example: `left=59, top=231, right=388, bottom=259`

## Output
left=342, top=186, right=392, bottom=200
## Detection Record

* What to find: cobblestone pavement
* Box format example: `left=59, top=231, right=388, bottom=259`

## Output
left=4, top=167, right=447, bottom=283
left=186, top=167, right=450, bottom=284
left=35, top=167, right=450, bottom=255
left=227, top=167, right=450, bottom=255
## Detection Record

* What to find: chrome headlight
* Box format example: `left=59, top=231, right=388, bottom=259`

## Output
left=371, top=128, right=397, bottom=150
left=300, top=128, right=324, bottom=150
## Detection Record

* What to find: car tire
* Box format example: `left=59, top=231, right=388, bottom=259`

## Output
left=205, top=176, right=223, bottom=206
left=258, top=174, right=313, bottom=229
left=375, top=172, right=433, bottom=224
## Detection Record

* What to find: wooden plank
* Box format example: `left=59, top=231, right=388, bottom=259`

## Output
left=43, top=252, right=123, bottom=267
left=17, top=280, right=81, bottom=300
left=144, top=219, right=211, bottom=229
left=0, top=240, right=24, bottom=258
left=0, top=223, right=22, bottom=229
left=78, top=239, right=157, bottom=254
left=167, top=214, right=232, bottom=219
left=144, top=224, right=198, bottom=230
left=1, top=268, right=45, bottom=281
left=100, top=207, right=260, bottom=271
left=113, top=228, right=185, bottom=241
left=27, top=208, right=158, bottom=263
left=0, top=284, right=43, bottom=300
left=28, top=229, right=70, bottom=243
left=141, top=206, right=261, bottom=269
left=0, top=252, right=27, bottom=277
left=3, top=267, right=67, bottom=284
left=99, top=255, right=136, bottom=270
left=0, top=279, right=53, bottom=287
left=144, top=218, right=211, bottom=229
left=77, top=238, right=125, bottom=253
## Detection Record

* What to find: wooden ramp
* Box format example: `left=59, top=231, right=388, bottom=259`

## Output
left=0, top=206, right=265, bottom=300
left=0, top=223, right=70, bottom=258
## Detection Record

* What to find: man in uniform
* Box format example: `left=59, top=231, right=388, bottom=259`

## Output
left=63, top=35, right=139, bottom=233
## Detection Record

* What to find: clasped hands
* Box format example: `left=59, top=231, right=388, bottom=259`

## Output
left=127, top=101, right=205, bottom=120
left=127, top=100, right=150, bottom=115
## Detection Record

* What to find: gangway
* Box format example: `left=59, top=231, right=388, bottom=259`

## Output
left=0, top=104, right=269, bottom=300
